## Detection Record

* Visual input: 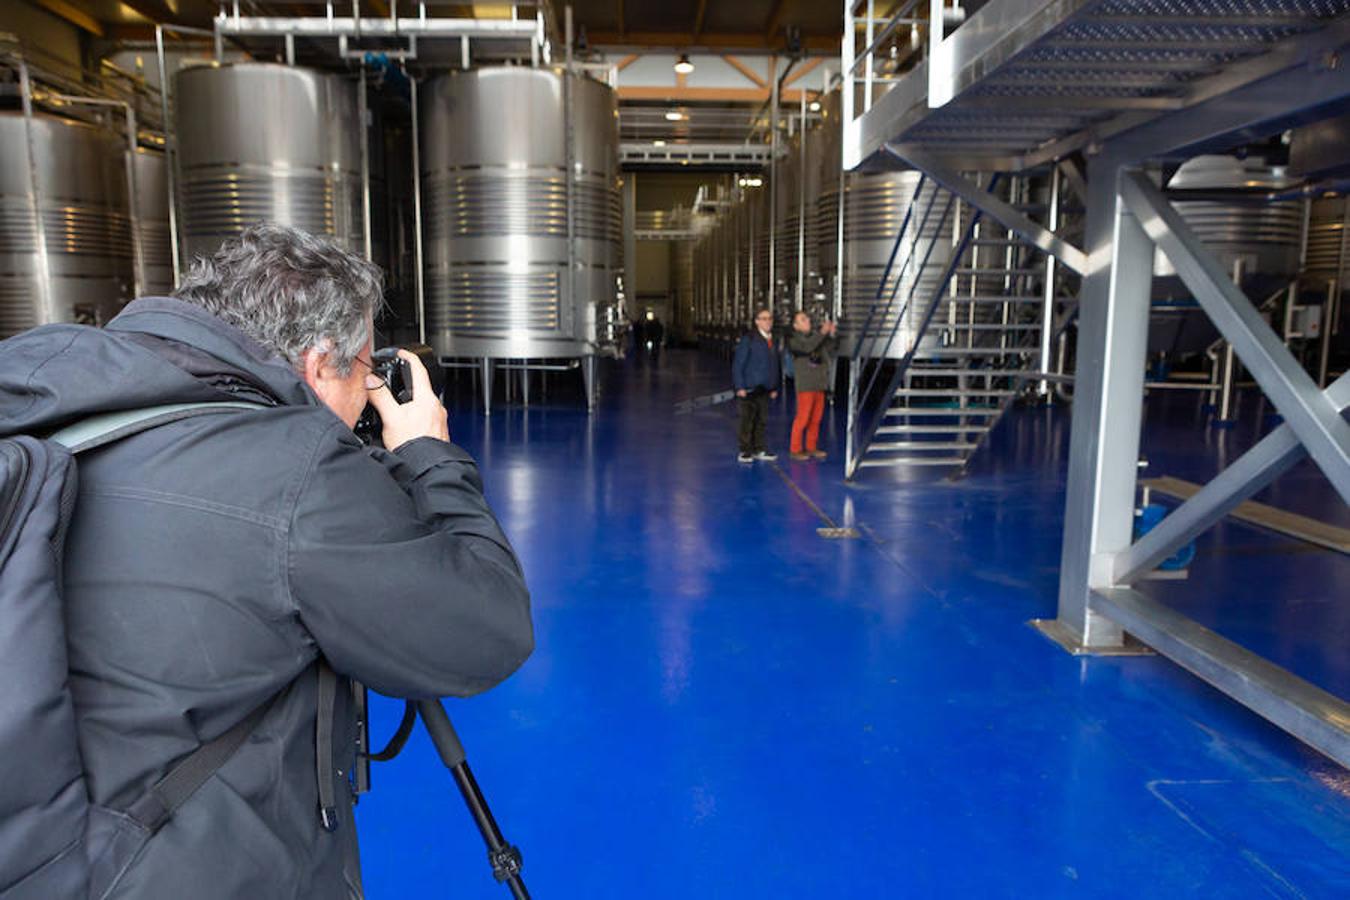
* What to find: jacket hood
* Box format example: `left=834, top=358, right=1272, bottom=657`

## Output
left=0, top=297, right=321, bottom=438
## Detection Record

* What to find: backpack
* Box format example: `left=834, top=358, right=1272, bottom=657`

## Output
left=0, top=402, right=271, bottom=899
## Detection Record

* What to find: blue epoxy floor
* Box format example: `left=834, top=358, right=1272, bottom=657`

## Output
left=356, top=350, right=1350, bottom=898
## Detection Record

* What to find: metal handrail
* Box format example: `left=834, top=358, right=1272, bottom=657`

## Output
left=865, top=187, right=956, bottom=367
left=849, top=173, right=929, bottom=359
left=847, top=0, right=926, bottom=78
left=846, top=174, right=1006, bottom=478
left=852, top=186, right=955, bottom=422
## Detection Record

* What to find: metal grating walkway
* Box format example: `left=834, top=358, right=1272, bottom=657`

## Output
left=848, top=0, right=1350, bottom=169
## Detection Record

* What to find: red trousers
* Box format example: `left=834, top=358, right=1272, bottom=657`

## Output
left=791, top=390, right=826, bottom=453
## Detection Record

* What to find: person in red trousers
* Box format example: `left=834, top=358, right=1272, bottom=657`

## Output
left=787, top=311, right=838, bottom=461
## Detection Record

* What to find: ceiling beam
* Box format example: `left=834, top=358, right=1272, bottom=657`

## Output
left=763, top=0, right=789, bottom=40
left=33, top=0, right=104, bottom=37
left=721, top=55, right=767, bottom=88
left=616, top=53, right=640, bottom=71
left=693, top=0, right=709, bottom=40
left=783, top=57, right=823, bottom=86
left=589, top=31, right=838, bottom=53
left=618, top=85, right=813, bottom=104
left=104, top=25, right=160, bottom=42
left=114, top=0, right=183, bottom=25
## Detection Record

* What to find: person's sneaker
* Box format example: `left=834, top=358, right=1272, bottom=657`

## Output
left=789, top=451, right=810, bottom=461
left=754, top=450, right=778, bottom=461
left=738, top=452, right=754, bottom=463
left=809, top=450, right=828, bottom=460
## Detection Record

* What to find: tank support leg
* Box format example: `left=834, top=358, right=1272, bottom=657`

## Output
left=480, top=358, right=493, bottom=416
left=582, top=356, right=598, bottom=411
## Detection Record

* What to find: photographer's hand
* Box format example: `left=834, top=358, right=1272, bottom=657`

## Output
left=368, top=349, right=451, bottom=449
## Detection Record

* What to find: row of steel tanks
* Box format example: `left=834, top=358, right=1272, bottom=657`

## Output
left=691, top=96, right=955, bottom=358
left=691, top=113, right=1311, bottom=367
left=3, top=62, right=622, bottom=370
left=0, top=113, right=171, bottom=339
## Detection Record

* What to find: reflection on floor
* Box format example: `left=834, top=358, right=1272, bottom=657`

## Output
left=356, top=349, right=1350, bottom=899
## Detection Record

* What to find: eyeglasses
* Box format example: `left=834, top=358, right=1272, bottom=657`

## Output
left=350, top=356, right=387, bottom=391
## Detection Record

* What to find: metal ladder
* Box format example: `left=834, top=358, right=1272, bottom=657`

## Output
left=845, top=172, right=1075, bottom=478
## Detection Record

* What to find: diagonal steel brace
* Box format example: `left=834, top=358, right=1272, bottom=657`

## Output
left=1120, top=169, right=1350, bottom=506
left=1114, top=373, right=1350, bottom=584
left=883, top=144, right=1089, bottom=275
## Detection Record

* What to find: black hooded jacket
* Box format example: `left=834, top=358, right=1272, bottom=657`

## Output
left=0, top=298, right=533, bottom=898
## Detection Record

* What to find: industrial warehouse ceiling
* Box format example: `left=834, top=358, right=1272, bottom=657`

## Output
left=15, top=0, right=853, bottom=168
left=15, top=2, right=551, bottom=39
left=568, top=0, right=841, bottom=54
left=23, top=1, right=844, bottom=50
left=574, top=2, right=844, bottom=164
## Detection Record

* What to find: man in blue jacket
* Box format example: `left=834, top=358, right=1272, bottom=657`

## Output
left=732, top=308, right=781, bottom=463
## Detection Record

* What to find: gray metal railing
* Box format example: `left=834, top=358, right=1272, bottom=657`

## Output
left=844, top=174, right=1007, bottom=478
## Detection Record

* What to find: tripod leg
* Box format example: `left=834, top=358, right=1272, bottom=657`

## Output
left=416, top=701, right=529, bottom=899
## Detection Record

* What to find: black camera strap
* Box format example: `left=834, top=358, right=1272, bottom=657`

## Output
left=316, top=660, right=340, bottom=831
left=127, top=691, right=285, bottom=834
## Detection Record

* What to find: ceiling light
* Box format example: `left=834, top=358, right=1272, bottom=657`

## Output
left=809, top=100, right=821, bottom=112
left=653, top=140, right=666, bottom=147
left=665, top=110, right=684, bottom=122
left=674, top=54, right=694, bottom=75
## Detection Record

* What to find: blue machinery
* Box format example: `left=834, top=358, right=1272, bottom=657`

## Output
left=840, top=0, right=1350, bottom=768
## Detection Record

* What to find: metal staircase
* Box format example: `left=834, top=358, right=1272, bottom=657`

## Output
left=844, top=172, right=1078, bottom=478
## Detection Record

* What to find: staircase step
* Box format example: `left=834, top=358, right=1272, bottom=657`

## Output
left=874, top=423, right=993, bottom=434
left=907, top=368, right=1029, bottom=377
left=859, top=457, right=968, bottom=468
left=954, top=267, right=1042, bottom=276
left=894, top=388, right=1016, bottom=397
left=940, top=296, right=1045, bottom=304
left=876, top=424, right=992, bottom=434
left=939, top=323, right=1042, bottom=331
left=911, top=348, right=1036, bottom=356
left=883, top=407, right=1000, bottom=417
left=870, top=441, right=979, bottom=452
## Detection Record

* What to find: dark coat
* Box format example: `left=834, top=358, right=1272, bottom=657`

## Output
left=732, top=330, right=781, bottom=392
left=0, top=298, right=533, bottom=899
left=788, top=331, right=838, bottom=393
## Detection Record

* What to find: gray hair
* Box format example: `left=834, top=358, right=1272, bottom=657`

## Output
left=173, top=223, right=384, bottom=375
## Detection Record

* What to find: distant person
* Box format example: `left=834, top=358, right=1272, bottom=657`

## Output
left=733, top=308, right=780, bottom=463
left=788, top=311, right=838, bottom=461
left=640, top=310, right=665, bottom=361
left=647, top=314, right=665, bottom=352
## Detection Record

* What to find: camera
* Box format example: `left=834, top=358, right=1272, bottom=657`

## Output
left=354, top=344, right=444, bottom=446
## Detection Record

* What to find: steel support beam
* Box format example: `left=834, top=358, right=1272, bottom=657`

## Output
left=1115, top=373, right=1350, bottom=584
left=1038, top=165, right=1061, bottom=396
left=215, top=16, right=538, bottom=39
left=886, top=145, right=1089, bottom=275
left=1053, top=161, right=1153, bottom=648
left=1093, top=587, right=1350, bottom=770
left=1120, top=171, right=1350, bottom=505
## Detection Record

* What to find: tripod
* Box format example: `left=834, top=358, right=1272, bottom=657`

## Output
left=362, top=696, right=529, bottom=898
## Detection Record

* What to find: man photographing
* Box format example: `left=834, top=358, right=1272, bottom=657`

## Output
left=0, top=224, right=533, bottom=898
